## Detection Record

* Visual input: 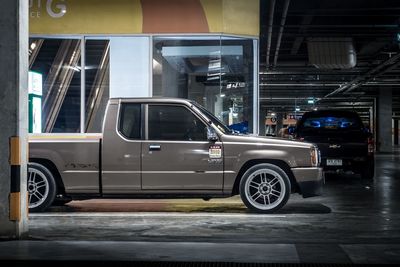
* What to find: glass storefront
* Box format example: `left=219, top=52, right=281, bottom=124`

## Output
left=29, top=35, right=257, bottom=134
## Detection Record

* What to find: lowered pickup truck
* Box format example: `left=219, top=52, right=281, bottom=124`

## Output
left=29, top=98, right=323, bottom=213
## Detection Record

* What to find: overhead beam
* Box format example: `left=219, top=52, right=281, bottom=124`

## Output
left=272, top=0, right=291, bottom=68
left=265, top=0, right=276, bottom=68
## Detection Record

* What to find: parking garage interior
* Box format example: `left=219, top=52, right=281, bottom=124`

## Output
left=1, top=0, right=400, bottom=266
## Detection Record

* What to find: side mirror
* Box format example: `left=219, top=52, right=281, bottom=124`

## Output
left=207, top=126, right=218, bottom=142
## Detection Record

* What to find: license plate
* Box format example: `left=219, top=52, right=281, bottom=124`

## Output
left=326, top=159, right=342, bottom=166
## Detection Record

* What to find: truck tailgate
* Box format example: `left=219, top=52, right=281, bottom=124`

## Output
left=29, top=134, right=102, bottom=194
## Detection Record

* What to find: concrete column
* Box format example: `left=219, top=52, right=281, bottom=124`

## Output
left=0, top=0, right=29, bottom=238
left=377, top=87, right=392, bottom=152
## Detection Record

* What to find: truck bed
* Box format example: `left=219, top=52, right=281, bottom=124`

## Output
left=29, top=133, right=102, bottom=194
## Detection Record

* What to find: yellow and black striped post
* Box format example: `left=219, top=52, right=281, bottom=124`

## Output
left=9, top=136, right=21, bottom=221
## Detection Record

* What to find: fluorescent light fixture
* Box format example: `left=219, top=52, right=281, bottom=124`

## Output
left=307, top=99, right=315, bottom=104
left=220, top=93, right=226, bottom=97
left=295, top=108, right=300, bottom=112
left=271, top=113, right=276, bottom=116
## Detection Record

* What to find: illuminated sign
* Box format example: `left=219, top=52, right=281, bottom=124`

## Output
left=28, top=71, right=43, bottom=133
left=29, top=71, right=43, bottom=96
left=31, top=97, right=42, bottom=133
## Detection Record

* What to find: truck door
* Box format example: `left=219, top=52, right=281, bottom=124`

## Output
left=141, top=104, right=223, bottom=190
left=101, top=102, right=142, bottom=193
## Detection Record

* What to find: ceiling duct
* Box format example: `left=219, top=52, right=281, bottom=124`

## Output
left=307, top=37, right=357, bottom=69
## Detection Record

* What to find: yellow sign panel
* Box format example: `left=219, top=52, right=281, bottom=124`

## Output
left=29, top=0, right=143, bottom=34
left=29, top=0, right=259, bottom=36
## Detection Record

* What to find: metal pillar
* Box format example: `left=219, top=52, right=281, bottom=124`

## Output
left=276, top=112, right=284, bottom=136
left=0, top=0, right=29, bottom=238
left=259, top=107, right=266, bottom=136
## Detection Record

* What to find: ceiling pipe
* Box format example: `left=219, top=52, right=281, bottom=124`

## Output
left=265, top=0, right=276, bottom=68
left=272, top=0, right=291, bottom=68
left=260, top=83, right=341, bottom=86
left=324, top=52, right=400, bottom=98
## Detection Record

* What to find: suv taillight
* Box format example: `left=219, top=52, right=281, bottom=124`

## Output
left=368, top=137, right=374, bottom=154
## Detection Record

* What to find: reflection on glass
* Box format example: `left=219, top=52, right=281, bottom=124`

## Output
left=152, top=36, right=255, bottom=133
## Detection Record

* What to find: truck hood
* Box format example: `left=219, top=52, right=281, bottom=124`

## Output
left=221, top=134, right=314, bottom=149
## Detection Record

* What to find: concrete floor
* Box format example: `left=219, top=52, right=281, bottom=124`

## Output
left=0, top=149, right=399, bottom=264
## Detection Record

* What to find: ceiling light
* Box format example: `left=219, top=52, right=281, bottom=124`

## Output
left=30, top=42, right=36, bottom=50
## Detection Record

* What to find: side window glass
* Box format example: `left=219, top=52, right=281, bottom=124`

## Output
left=119, top=104, right=141, bottom=139
left=148, top=105, right=207, bottom=141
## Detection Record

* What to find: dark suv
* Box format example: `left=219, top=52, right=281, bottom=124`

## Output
left=294, top=110, right=374, bottom=179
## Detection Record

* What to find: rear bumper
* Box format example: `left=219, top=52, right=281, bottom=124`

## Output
left=291, top=167, right=324, bottom=198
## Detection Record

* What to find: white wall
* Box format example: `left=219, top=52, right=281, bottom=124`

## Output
left=110, top=37, right=151, bottom=98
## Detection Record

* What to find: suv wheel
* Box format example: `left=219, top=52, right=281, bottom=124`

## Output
left=28, top=163, right=56, bottom=212
left=239, top=163, right=290, bottom=213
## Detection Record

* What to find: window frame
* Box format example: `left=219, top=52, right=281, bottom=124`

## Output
left=145, top=103, right=209, bottom=142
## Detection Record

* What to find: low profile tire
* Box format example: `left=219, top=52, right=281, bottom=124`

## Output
left=28, top=163, right=56, bottom=212
left=239, top=163, right=291, bottom=213
left=360, top=159, right=375, bottom=180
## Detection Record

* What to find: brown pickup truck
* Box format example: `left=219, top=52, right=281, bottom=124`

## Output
left=28, top=98, right=323, bottom=213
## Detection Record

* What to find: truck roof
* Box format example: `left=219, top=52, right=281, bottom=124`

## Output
left=109, top=97, right=194, bottom=105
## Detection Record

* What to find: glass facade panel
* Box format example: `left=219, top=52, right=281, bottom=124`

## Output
left=29, top=38, right=81, bottom=133
left=152, top=36, right=255, bottom=133
left=85, top=40, right=110, bottom=133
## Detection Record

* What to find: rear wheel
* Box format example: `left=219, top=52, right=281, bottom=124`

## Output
left=28, top=163, right=56, bottom=212
left=239, top=163, right=291, bottom=213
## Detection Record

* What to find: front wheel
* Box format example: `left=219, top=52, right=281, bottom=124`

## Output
left=240, top=163, right=291, bottom=213
left=28, top=163, right=56, bottom=212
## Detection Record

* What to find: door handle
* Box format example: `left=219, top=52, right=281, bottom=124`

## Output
left=149, top=144, right=161, bottom=151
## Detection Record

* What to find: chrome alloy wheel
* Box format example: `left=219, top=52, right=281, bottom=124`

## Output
left=28, top=167, right=50, bottom=209
left=244, top=168, right=286, bottom=210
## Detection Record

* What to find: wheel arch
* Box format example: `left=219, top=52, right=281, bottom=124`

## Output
left=29, top=158, right=66, bottom=195
left=231, top=159, right=299, bottom=196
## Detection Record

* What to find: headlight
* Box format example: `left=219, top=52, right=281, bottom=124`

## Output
left=310, top=146, right=320, bottom=167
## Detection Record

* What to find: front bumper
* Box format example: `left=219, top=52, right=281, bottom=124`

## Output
left=291, top=167, right=324, bottom=198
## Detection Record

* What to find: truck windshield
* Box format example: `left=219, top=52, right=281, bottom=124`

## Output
left=191, top=102, right=233, bottom=135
